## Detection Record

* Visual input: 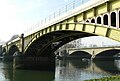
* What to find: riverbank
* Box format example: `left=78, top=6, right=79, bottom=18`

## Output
left=84, top=75, right=120, bottom=81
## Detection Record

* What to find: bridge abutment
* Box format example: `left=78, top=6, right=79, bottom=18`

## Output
left=13, top=52, right=55, bottom=71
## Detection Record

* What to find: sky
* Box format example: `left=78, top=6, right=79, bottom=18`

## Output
left=0, top=0, right=72, bottom=41
left=0, top=0, right=120, bottom=46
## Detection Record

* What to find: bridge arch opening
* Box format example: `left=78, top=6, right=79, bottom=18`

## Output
left=3, top=48, right=6, bottom=53
left=119, top=10, right=120, bottom=28
left=91, top=18, right=95, bottom=23
left=97, top=16, right=101, bottom=24
left=8, top=45, right=19, bottom=55
left=103, top=14, right=108, bottom=25
left=24, top=31, right=95, bottom=70
left=2, top=47, right=6, bottom=55
left=95, top=49, right=120, bottom=60
left=24, top=30, right=95, bottom=56
left=69, top=51, right=91, bottom=59
left=111, top=12, right=116, bottom=27
left=86, top=20, right=89, bottom=23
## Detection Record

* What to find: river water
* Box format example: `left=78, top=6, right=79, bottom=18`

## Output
left=0, top=59, right=120, bottom=81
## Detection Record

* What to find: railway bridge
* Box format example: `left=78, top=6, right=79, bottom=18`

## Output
left=1, top=0, right=120, bottom=70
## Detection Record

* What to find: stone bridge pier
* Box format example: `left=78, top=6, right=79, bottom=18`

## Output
left=2, top=34, right=55, bottom=71
left=13, top=52, right=55, bottom=71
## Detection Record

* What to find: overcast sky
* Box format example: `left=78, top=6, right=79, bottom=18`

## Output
left=0, top=0, right=120, bottom=46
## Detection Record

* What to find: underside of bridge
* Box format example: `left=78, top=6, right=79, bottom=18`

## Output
left=8, top=45, right=19, bottom=55
left=94, top=49, right=120, bottom=60
left=69, top=51, right=91, bottom=59
left=24, top=30, right=95, bottom=56
left=13, top=30, right=95, bottom=70
left=3, top=45, right=19, bottom=61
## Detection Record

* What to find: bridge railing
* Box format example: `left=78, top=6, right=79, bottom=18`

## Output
left=23, top=0, right=90, bottom=36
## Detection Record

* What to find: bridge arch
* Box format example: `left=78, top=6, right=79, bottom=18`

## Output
left=24, top=20, right=120, bottom=57
left=22, top=0, right=120, bottom=58
left=2, top=47, right=6, bottom=55
left=69, top=51, right=91, bottom=59
left=8, top=45, right=19, bottom=55
left=91, top=18, right=95, bottom=23
left=111, top=11, right=116, bottom=27
left=95, top=49, right=120, bottom=60
left=86, top=19, right=90, bottom=23
left=118, top=10, right=120, bottom=28
left=97, top=49, right=120, bottom=56
left=97, top=16, right=102, bottom=24
left=103, top=14, right=108, bottom=25
left=24, top=30, right=95, bottom=56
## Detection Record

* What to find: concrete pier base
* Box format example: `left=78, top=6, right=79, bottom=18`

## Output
left=13, top=52, right=55, bottom=71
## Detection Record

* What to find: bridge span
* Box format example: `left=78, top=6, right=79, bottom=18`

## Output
left=1, top=0, right=120, bottom=70
left=68, top=46, right=120, bottom=55
left=66, top=46, right=120, bottom=60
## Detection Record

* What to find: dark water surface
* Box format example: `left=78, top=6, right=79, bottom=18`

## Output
left=0, top=59, right=120, bottom=81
